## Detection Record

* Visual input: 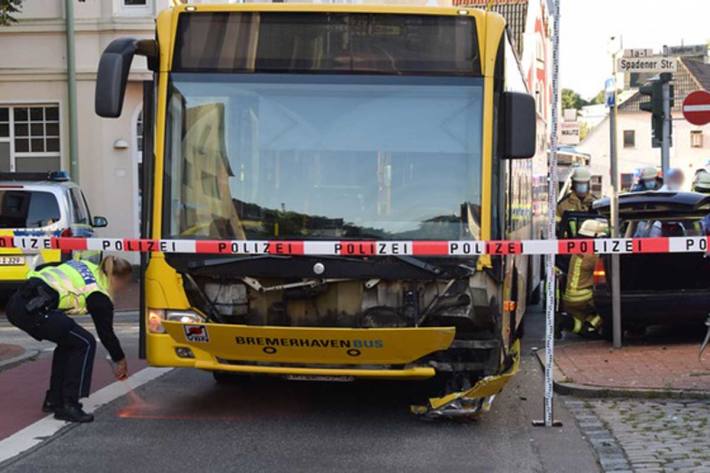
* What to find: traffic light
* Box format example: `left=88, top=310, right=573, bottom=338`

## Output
left=639, top=73, right=673, bottom=148
left=639, top=79, right=662, bottom=115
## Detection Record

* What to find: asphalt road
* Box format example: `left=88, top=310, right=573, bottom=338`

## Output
left=0, top=307, right=600, bottom=473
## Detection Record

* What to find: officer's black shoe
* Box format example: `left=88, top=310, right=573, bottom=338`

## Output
left=54, top=404, right=94, bottom=423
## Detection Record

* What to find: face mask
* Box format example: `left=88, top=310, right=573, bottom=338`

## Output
left=574, top=182, right=589, bottom=195
left=643, top=179, right=657, bottom=190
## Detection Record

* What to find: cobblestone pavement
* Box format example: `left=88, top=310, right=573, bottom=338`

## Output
left=567, top=398, right=710, bottom=472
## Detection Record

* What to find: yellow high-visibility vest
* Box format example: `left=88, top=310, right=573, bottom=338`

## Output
left=29, top=260, right=109, bottom=315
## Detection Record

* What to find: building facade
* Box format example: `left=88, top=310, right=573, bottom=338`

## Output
left=0, top=0, right=171, bottom=256
left=580, top=55, right=710, bottom=195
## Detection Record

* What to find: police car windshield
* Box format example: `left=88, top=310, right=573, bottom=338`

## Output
left=164, top=74, right=484, bottom=241
left=0, top=190, right=60, bottom=229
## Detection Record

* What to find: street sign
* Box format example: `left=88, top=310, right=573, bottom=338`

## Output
left=560, top=121, right=580, bottom=145
left=616, top=56, right=677, bottom=73
left=604, top=77, right=615, bottom=108
left=682, top=90, right=710, bottom=126
left=623, top=48, right=653, bottom=58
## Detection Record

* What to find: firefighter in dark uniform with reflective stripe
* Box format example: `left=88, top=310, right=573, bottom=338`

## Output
left=559, top=220, right=608, bottom=337
left=6, top=256, right=133, bottom=423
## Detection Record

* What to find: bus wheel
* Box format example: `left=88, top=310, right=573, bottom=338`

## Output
left=212, top=371, right=248, bottom=384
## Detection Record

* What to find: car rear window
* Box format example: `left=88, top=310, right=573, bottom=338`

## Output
left=625, top=216, right=707, bottom=238
left=0, top=190, right=61, bottom=229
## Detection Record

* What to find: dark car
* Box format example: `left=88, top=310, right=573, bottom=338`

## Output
left=592, top=191, right=710, bottom=335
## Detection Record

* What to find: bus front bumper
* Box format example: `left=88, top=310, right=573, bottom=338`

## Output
left=151, top=321, right=455, bottom=380
left=149, top=321, right=519, bottom=417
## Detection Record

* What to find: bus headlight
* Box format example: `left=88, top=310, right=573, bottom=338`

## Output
left=166, top=310, right=205, bottom=324
left=148, top=309, right=166, bottom=334
left=148, top=310, right=206, bottom=333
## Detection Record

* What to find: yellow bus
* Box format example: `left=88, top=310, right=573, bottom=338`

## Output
left=95, top=3, right=537, bottom=417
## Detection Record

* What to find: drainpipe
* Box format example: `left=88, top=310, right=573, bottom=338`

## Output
left=65, top=0, right=79, bottom=183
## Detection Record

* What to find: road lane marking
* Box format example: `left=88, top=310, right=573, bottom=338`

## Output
left=0, top=367, right=171, bottom=464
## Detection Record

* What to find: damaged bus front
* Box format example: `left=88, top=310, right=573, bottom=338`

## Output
left=95, top=4, right=537, bottom=417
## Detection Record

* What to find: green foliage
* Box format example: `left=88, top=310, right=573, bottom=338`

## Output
left=579, top=121, right=590, bottom=141
left=561, top=88, right=589, bottom=111
left=590, top=90, right=606, bottom=105
left=0, top=0, right=23, bottom=26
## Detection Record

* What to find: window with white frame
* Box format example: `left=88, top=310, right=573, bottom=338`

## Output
left=690, top=130, right=704, bottom=148
left=0, top=105, right=60, bottom=173
left=124, top=0, right=147, bottom=6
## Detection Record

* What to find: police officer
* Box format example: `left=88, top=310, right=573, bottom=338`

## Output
left=6, top=256, right=133, bottom=423
left=630, top=166, right=660, bottom=192
left=557, top=167, right=596, bottom=230
left=559, top=219, right=608, bottom=337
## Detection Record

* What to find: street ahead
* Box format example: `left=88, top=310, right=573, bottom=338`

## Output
left=0, top=309, right=600, bottom=473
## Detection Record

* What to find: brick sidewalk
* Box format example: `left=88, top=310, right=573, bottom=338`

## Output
left=0, top=343, right=24, bottom=363
left=555, top=340, right=710, bottom=391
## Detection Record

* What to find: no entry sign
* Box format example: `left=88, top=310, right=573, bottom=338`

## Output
left=682, top=90, right=710, bottom=125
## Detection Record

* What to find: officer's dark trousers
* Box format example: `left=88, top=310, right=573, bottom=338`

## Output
left=6, top=292, right=96, bottom=405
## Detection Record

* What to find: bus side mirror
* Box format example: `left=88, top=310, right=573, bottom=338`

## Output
left=95, top=38, right=157, bottom=118
left=502, top=91, right=536, bottom=159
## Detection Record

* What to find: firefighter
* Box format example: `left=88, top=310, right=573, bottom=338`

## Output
left=5, top=256, right=133, bottom=423
left=630, top=166, right=660, bottom=192
left=694, top=172, right=710, bottom=235
left=556, top=167, right=595, bottom=235
left=693, top=170, right=710, bottom=193
left=559, top=219, right=608, bottom=337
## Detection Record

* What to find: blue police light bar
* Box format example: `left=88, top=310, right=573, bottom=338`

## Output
left=0, top=171, right=71, bottom=182
left=49, top=171, right=70, bottom=181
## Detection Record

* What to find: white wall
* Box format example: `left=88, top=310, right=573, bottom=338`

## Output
left=579, top=112, right=710, bottom=196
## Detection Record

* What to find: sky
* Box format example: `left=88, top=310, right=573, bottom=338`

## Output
left=560, top=0, right=710, bottom=100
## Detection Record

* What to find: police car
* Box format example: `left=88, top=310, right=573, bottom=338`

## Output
left=0, top=171, right=108, bottom=289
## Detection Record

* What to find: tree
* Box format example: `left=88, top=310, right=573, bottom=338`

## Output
left=590, top=90, right=606, bottom=105
left=562, top=88, right=589, bottom=111
left=579, top=121, right=590, bottom=142
left=0, top=0, right=23, bottom=26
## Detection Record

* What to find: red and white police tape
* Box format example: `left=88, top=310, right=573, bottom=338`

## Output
left=4, top=235, right=709, bottom=256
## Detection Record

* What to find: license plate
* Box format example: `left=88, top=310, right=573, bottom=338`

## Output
left=0, top=256, right=24, bottom=266
left=285, top=375, right=355, bottom=383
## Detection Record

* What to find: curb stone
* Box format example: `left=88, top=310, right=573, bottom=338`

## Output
left=533, top=349, right=710, bottom=400
left=0, top=349, right=40, bottom=372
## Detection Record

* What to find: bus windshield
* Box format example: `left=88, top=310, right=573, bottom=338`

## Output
left=164, top=74, right=483, bottom=240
